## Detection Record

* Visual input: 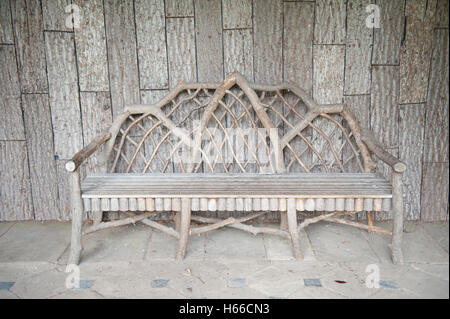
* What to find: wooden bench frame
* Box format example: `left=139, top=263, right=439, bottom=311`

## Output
left=65, top=72, right=406, bottom=265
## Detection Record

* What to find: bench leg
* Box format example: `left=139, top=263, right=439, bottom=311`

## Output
left=176, top=198, right=191, bottom=260
left=391, top=172, right=404, bottom=264
left=68, top=171, right=84, bottom=265
left=174, top=211, right=181, bottom=233
left=287, top=198, right=303, bottom=260
left=280, top=212, right=288, bottom=231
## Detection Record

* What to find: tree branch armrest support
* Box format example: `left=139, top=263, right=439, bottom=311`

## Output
left=65, top=133, right=111, bottom=172
left=360, top=128, right=406, bottom=174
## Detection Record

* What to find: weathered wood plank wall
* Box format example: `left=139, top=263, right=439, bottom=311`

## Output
left=0, top=0, right=448, bottom=221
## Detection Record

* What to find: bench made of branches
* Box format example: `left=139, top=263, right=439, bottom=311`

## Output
left=65, top=72, right=406, bottom=265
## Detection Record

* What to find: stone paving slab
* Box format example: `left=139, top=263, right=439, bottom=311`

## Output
left=422, top=222, right=449, bottom=253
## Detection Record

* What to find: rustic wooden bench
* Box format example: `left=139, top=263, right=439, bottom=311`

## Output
left=65, top=72, right=406, bottom=265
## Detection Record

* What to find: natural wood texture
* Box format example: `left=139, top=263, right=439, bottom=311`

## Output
left=0, top=141, right=34, bottom=221
left=283, top=1, right=314, bottom=95
left=0, top=45, right=24, bottom=140
left=314, top=0, right=346, bottom=44
left=140, top=90, right=169, bottom=104
left=165, top=0, right=194, bottom=17
left=287, top=198, right=302, bottom=259
left=176, top=198, right=191, bottom=260
left=74, top=0, right=109, bottom=91
left=45, top=31, right=83, bottom=159
left=423, top=29, right=449, bottom=162
left=11, top=0, right=47, bottom=93
left=166, top=17, right=197, bottom=88
left=435, top=0, right=449, bottom=28
left=420, top=163, right=449, bottom=222
left=344, top=0, right=373, bottom=95
left=313, top=45, right=345, bottom=104
left=22, top=94, right=60, bottom=220
left=135, top=0, right=168, bottom=89
left=84, top=212, right=153, bottom=234
left=68, top=170, right=83, bottom=265
left=195, top=0, right=223, bottom=82
left=66, top=133, right=111, bottom=173
left=223, top=29, right=253, bottom=80
left=399, top=104, right=425, bottom=220
left=326, top=217, right=392, bottom=236
left=41, top=0, right=72, bottom=31
left=391, top=172, right=404, bottom=264
left=0, top=0, right=13, bottom=43
left=372, top=0, right=404, bottom=65
left=57, top=159, right=81, bottom=220
left=222, top=0, right=252, bottom=29
left=399, top=0, right=436, bottom=104
left=370, top=66, right=399, bottom=148
left=253, top=0, right=283, bottom=84
left=104, top=0, right=140, bottom=116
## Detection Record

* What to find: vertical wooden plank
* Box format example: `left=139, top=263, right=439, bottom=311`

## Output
left=372, top=0, right=405, bottom=65
left=399, top=0, right=436, bottom=104
left=195, top=0, right=223, bottom=82
left=0, top=141, right=34, bottom=221
left=135, top=0, right=168, bottom=89
left=399, top=103, right=425, bottom=220
left=0, top=0, right=14, bottom=43
left=0, top=45, right=25, bottom=140
left=41, top=0, right=72, bottom=31
left=253, top=0, right=283, bottom=84
left=370, top=65, right=399, bottom=148
left=74, top=0, right=109, bottom=91
left=435, top=0, right=449, bottom=28
left=22, top=94, right=60, bottom=220
left=166, top=17, right=197, bottom=88
left=421, top=163, right=449, bottom=221
left=424, top=29, right=449, bottom=162
left=314, top=0, right=346, bottom=44
left=283, top=1, right=314, bottom=94
left=11, top=0, right=48, bottom=93
left=80, top=92, right=113, bottom=173
left=104, top=0, right=140, bottom=116
left=313, top=45, right=345, bottom=104
left=45, top=31, right=83, bottom=159
left=140, top=89, right=169, bottom=104
left=344, top=0, right=373, bottom=95
left=344, top=95, right=370, bottom=129
left=222, top=0, right=252, bottom=29
left=165, top=0, right=194, bottom=17
left=223, top=29, right=253, bottom=79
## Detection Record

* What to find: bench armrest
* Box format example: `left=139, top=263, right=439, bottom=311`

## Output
left=65, top=133, right=111, bottom=172
left=360, top=128, right=406, bottom=174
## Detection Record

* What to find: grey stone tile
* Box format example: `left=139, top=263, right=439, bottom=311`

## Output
left=10, top=268, right=68, bottom=299
left=421, top=222, right=449, bottom=253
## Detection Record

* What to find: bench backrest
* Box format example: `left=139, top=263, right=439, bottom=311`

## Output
left=100, top=72, right=375, bottom=174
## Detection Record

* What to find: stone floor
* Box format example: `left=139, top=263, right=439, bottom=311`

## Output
left=0, top=220, right=448, bottom=299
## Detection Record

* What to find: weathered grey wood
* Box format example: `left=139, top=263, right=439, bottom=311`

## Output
left=315, top=198, right=325, bottom=211
left=90, top=198, right=100, bottom=212
left=314, top=0, right=346, bottom=44
left=65, top=133, right=111, bottom=173
left=101, top=198, right=110, bottom=211
left=372, top=0, right=405, bottom=65
left=22, top=94, right=60, bottom=220
left=140, top=90, right=169, bottom=104
left=420, top=163, right=449, bottom=222
left=435, top=0, right=449, bottom=28
left=74, top=0, right=109, bottom=91
left=166, top=17, right=197, bottom=88
left=253, top=198, right=261, bottom=211
left=287, top=198, right=302, bottom=259
left=399, top=104, right=425, bottom=220
left=399, top=0, right=436, bottom=104
left=391, top=172, right=404, bottom=264
left=223, top=29, right=253, bottom=80
left=41, top=0, right=72, bottom=31
left=155, top=198, right=164, bottom=211
left=222, top=0, right=252, bottom=29
left=325, top=198, right=335, bottom=211
left=370, top=66, right=399, bottom=148
left=146, top=198, right=155, bottom=211
left=283, top=1, right=314, bottom=94
left=135, top=0, right=168, bottom=89
left=343, top=95, right=370, bottom=130
left=110, top=198, right=119, bottom=211
left=424, top=29, right=449, bottom=162
left=45, top=31, right=83, bottom=159
left=253, top=0, right=283, bottom=84
left=56, top=159, right=81, bottom=220
left=344, top=0, right=373, bottom=95
left=176, top=198, right=191, bottom=260
left=104, top=0, right=140, bottom=116
left=165, top=0, right=193, bottom=17
left=0, top=141, right=34, bottom=221
left=363, top=198, right=373, bottom=211
left=195, top=0, right=223, bottom=82
left=296, top=199, right=305, bottom=211
left=336, top=198, right=345, bottom=211
left=85, top=212, right=154, bottom=234
left=68, top=170, right=83, bottom=265
left=373, top=198, right=382, bottom=211
left=345, top=198, right=354, bottom=211
left=0, top=0, right=14, bottom=43
left=326, top=217, right=393, bottom=235
left=11, top=0, right=47, bottom=93
left=305, top=199, right=315, bottom=211
left=119, top=198, right=128, bottom=211
left=0, top=45, right=24, bottom=140
left=191, top=198, right=200, bottom=211
left=355, top=198, right=364, bottom=211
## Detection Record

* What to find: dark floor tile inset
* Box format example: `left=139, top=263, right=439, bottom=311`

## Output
left=304, top=278, right=322, bottom=287
left=0, top=282, right=15, bottom=290
left=73, top=280, right=94, bottom=290
left=152, top=279, right=169, bottom=288
left=379, top=280, right=399, bottom=289
left=228, top=278, right=246, bottom=288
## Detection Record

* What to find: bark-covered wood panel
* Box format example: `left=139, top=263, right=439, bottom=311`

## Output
left=45, top=31, right=83, bottom=160
left=22, top=93, right=60, bottom=220
left=0, top=0, right=13, bottom=43
left=222, top=0, right=252, bottom=29
left=314, top=0, right=346, bottom=44
left=421, top=162, right=449, bottom=222
left=223, top=29, right=253, bottom=80
left=165, top=0, right=194, bottom=17
left=0, top=141, right=33, bottom=221
left=0, top=45, right=24, bottom=140
left=41, top=0, right=72, bottom=31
